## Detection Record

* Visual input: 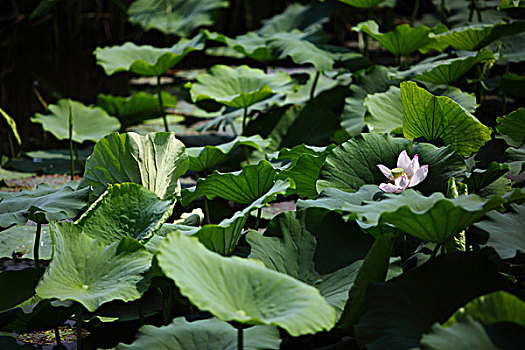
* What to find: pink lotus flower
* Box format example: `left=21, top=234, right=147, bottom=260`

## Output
left=377, top=150, right=429, bottom=193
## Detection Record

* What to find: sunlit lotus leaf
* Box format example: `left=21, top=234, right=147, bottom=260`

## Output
left=0, top=184, right=89, bottom=228
left=97, top=92, right=178, bottom=128
left=342, top=189, right=504, bottom=243
left=79, top=132, right=188, bottom=200
left=332, top=0, right=388, bottom=8
left=36, top=222, right=152, bottom=312
left=76, top=183, right=174, bottom=244
left=181, top=160, right=276, bottom=206
left=31, top=99, right=121, bottom=143
left=94, top=34, right=205, bottom=76
left=496, top=108, right=525, bottom=147
left=298, top=185, right=381, bottom=212
left=498, top=0, right=525, bottom=9
left=430, top=20, right=525, bottom=51
left=353, top=20, right=445, bottom=56
left=157, top=230, right=336, bottom=336
left=202, top=30, right=275, bottom=63
left=401, top=81, right=491, bottom=156
left=128, top=0, right=228, bottom=37
left=354, top=250, right=508, bottom=350
left=117, top=317, right=280, bottom=350
left=317, top=133, right=466, bottom=195
left=266, top=31, right=335, bottom=71
left=474, top=203, right=525, bottom=259
left=187, top=65, right=294, bottom=109
left=187, top=135, right=270, bottom=173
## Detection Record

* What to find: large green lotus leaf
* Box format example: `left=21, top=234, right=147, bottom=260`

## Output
left=3, top=299, right=74, bottom=333
left=496, top=108, right=525, bottom=147
left=0, top=184, right=89, bottom=228
left=500, top=72, right=525, bottom=98
left=76, top=183, right=174, bottom=244
left=187, top=135, right=269, bottom=173
left=187, top=65, right=294, bottom=109
left=0, top=268, right=43, bottom=312
left=365, top=86, right=478, bottom=134
left=0, top=225, right=52, bottom=259
left=420, top=315, right=500, bottom=350
left=353, top=20, right=442, bottom=56
left=444, top=291, right=525, bottom=328
left=202, top=30, right=275, bottom=63
left=31, top=99, right=120, bottom=143
left=342, top=189, right=504, bottom=243
left=0, top=107, right=21, bottom=146
left=276, top=152, right=328, bottom=199
left=157, top=230, right=336, bottom=336
left=258, top=2, right=334, bottom=36
left=128, top=0, right=228, bottom=37
left=95, top=34, right=205, bottom=76
left=266, top=31, right=335, bottom=71
left=354, top=250, right=509, bottom=350
left=498, top=0, right=525, bottom=9
left=181, top=160, right=276, bottom=206
left=332, top=0, right=388, bottom=8
left=79, top=132, right=188, bottom=200
left=317, top=133, right=466, bottom=195
left=298, top=185, right=381, bottom=212
left=464, top=161, right=509, bottom=191
left=117, top=317, right=281, bottom=350
left=430, top=20, right=525, bottom=51
left=97, top=92, right=178, bottom=128
left=505, top=143, right=525, bottom=176
left=401, top=81, right=491, bottom=156
left=246, top=210, right=374, bottom=317
left=474, top=203, right=525, bottom=259
left=36, top=222, right=152, bottom=312
left=397, top=49, right=495, bottom=85
left=281, top=69, right=340, bottom=106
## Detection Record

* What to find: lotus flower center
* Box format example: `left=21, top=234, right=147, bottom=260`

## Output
left=391, top=168, right=406, bottom=178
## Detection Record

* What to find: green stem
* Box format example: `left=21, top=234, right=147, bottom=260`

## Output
left=157, top=76, right=169, bottom=132
left=68, top=102, right=74, bottom=181
left=237, top=327, right=243, bottom=350
left=411, top=0, right=420, bottom=26
left=440, top=0, right=446, bottom=22
left=431, top=243, right=441, bottom=258
left=204, top=197, right=211, bottom=225
left=76, top=305, right=83, bottom=349
left=254, top=208, right=262, bottom=230
left=242, top=106, right=248, bottom=135
left=310, top=71, right=321, bottom=101
left=244, top=148, right=251, bottom=165
left=54, top=327, right=61, bottom=348
left=8, top=133, right=15, bottom=158
left=34, top=223, right=42, bottom=269
left=74, top=144, right=83, bottom=175
left=166, top=284, right=174, bottom=322
left=363, top=32, right=369, bottom=59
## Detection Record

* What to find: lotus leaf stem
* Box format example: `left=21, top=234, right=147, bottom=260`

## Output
left=254, top=208, right=262, bottom=230
left=54, top=327, right=61, bottom=347
left=411, top=0, right=420, bottom=26
left=237, top=327, right=244, bottom=350
left=431, top=243, right=441, bottom=258
left=204, top=197, right=211, bottom=224
left=76, top=305, right=83, bottom=349
left=310, top=71, right=321, bottom=101
left=68, top=102, right=74, bottom=181
left=242, top=106, right=248, bottom=135
left=8, top=133, right=15, bottom=158
left=136, top=301, right=145, bottom=324
left=157, top=75, right=169, bottom=132
left=34, top=222, right=42, bottom=269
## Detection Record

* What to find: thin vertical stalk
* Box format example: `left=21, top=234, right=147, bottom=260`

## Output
left=254, top=208, right=262, bottom=230
left=309, top=71, right=321, bottom=101
left=8, top=133, right=15, bottom=158
left=242, top=106, right=248, bottom=135
left=68, top=102, right=74, bottom=181
left=237, top=327, right=244, bottom=350
left=204, top=197, right=211, bottom=225
left=431, top=243, right=441, bottom=258
left=440, top=0, right=446, bottom=22
left=411, top=0, right=420, bottom=26
left=34, top=223, right=42, bottom=269
left=244, top=148, right=251, bottom=165
left=76, top=305, right=83, bottom=349
left=157, top=76, right=169, bottom=132
left=54, top=327, right=61, bottom=348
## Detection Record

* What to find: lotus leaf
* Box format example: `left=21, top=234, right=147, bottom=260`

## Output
left=430, top=20, right=525, bottom=51
left=0, top=107, right=21, bottom=146
left=76, top=183, right=174, bottom=244
left=156, top=230, right=336, bottom=336
left=354, top=250, right=508, bottom=350
left=474, top=203, right=525, bottom=259
left=0, top=269, right=43, bottom=312
left=342, top=189, right=504, bottom=243
left=187, top=135, right=270, bottom=173
left=3, top=299, right=74, bottom=333
left=187, top=65, right=294, bottom=109
left=464, top=161, right=509, bottom=191
left=0, top=184, right=89, bottom=228
left=203, top=31, right=275, bottom=63
left=128, top=0, right=228, bottom=37
left=31, top=99, right=121, bottom=143
left=496, top=108, right=525, bottom=147
left=79, top=132, right=188, bottom=200
left=298, top=185, right=381, bottom=212
left=36, top=222, right=152, bottom=312
left=498, top=0, right=525, bottom=9
left=317, top=133, right=466, bottom=195
left=94, top=34, right=204, bottom=76
left=332, top=0, right=388, bottom=8
left=0, top=225, right=52, bottom=260
left=181, top=160, right=276, bottom=206
left=117, top=317, right=281, bottom=350
left=353, top=20, right=444, bottom=56
left=401, top=81, right=491, bottom=156
left=97, top=92, right=178, bottom=127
